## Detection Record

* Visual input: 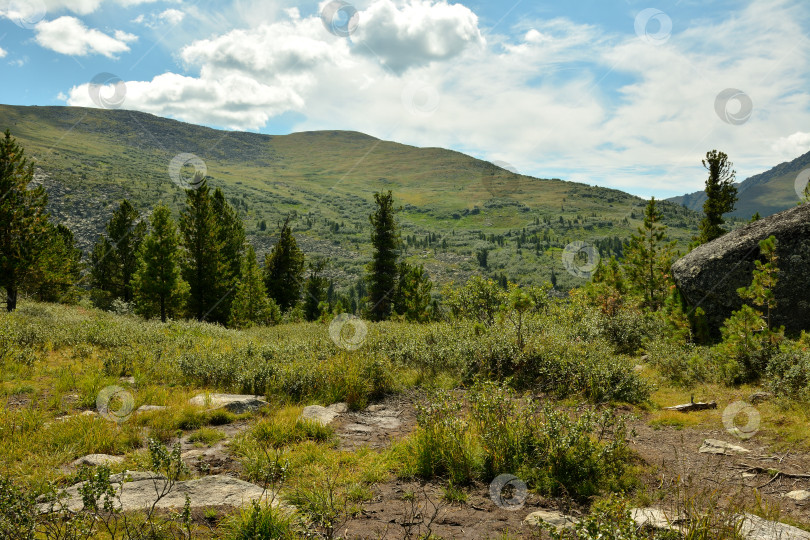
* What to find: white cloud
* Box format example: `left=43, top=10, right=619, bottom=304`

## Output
left=772, top=132, right=810, bottom=159
left=351, top=0, right=484, bottom=73
left=159, top=8, right=184, bottom=25
left=34, top=16, right=137, bottom=57
left=0, top=47, right=6, bottom=58
left=132, top=8, right=185, bottom=28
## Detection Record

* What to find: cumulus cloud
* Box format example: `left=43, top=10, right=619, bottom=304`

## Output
left=772, top=132, right=810, bottom=158
left=0, top=47, right=6, bottom=58
left=35, top=16, right=137, bottom=57
left=132, top=7, right=185, bottom=27
left=351, top=0, right=484, bottom=74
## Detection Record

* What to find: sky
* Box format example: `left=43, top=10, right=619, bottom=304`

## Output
left=1, top=0, right=809, bottom=199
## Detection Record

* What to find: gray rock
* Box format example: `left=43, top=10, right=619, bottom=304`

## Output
left=136, top=405, right=167, bottom=413
left=785, top=490, right=810, bottom=501
left=119, top=376, right=135, bottom=385
left=523, top=509, right=578, bottom=530
left=300, top=403, right=348, bottom=426
left=631, top=507, right=681, bottom=532
left=71, top=454, right=125, bottom=468
left=699, top=439, right=750, bottom=455
left=672, top=203, right=810, bottom=335
left=188, top=394, right=268, bottom=414
left=736, top=513, right=810, bottom=539
left=748, top=392, right=773, bottom=405
left=45, top=472, right=268, bottom=513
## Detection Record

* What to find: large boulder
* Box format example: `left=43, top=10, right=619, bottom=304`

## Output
left=672, top=203, right=810, bottom=335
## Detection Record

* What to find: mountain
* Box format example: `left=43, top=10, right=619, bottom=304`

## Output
left=667, top=150, right=810, bottom=218
left=0, top=104, right=703, bottom=291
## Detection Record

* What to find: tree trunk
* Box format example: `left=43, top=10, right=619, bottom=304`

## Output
left=160, top=295, right=167, bottom=323
left=6, top=285, right=17, bottom=312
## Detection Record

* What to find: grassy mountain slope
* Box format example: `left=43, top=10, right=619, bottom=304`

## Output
left=667, top=150, right=810, bottom=218
left=0, top=104, right=703, bottom=292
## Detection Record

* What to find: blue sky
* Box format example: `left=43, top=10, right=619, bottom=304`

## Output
left=1, top=0, right=809, bottom=198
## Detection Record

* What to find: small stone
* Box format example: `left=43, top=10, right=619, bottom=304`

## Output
left=300, top=403, right=348, bottom=426
left=736, top=513, right=810, bottom=539
left=523, top=510, right=578, bottom=530
left=136, top=405, right=167, bottom=413
left=640, top=354, right=649, bottom=362
left=631, top=507, right=681, bottom=531
left=742, top=472, right=757, bottom=479
left=785, top=490, right=810, bottom=501
left=365, top=416, right=401, bottom=430
left=344, top=423, right=374, bottom=433
left=71, top=454, right=125, bottom=468
left=699, top=439, right=750, bottom=455
left=119, top=376, right=135, bottom=385
left=748, top=392, right=773, bottom=405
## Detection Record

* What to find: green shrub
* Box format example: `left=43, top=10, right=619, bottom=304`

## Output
left=224, top=501, right=300, bottom=540
left=766, top=349, right=810, bottom=402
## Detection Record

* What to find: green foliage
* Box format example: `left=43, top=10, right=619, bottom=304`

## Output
left=264, top=216, right=305, bottom=312
left=623, top=197, right=676, bottom=311
left=697, top=150, right=738, bottom=245
left=367, top=191, right=400, bottom=321
left=0, top=129, right=49, bottom=312
left=720, top=236, right=784, bottom=383
left=25, top=223, right=82, bottom=304
left=92, top=199, right=147, bottom=305
left=303, top=258, right=329, bottom=322
left=230, top=245, right=281, bottom=328
left=392, top=262, right=434, bottom=322
left=212, top=187, right=246, bottom=321
left=767, top=347, right=810, bottom=402
left=225, top=500, right=300, bottom=540
left=402, top=381, right=633, bottom=501
left=133, top=205, right=188, bottom=322
left=0, top=475, right=36, bottom=539
left=442, top=276, right=506, bottom=325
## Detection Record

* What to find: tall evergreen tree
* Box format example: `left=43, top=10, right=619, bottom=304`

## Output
left=623, top=197, right=676, bottom=310
left=229, top=245, right=280, bottom=328
left=0, top=129, right=49, bottom=312
left=697, top=150, right=738, bottom=244
left=211, top=188, right=245, bottom=321
left=303, top=258, right=329, bottom=322
left=133, top=205, right=188, bottom=322
left=367, top=191, right=399, bottom=321
left=91, top=199, right=146, bottom=303
left=264, top=216, right=305, bottom=312
left=27, top=223, right=82, bottom=303
left=180, top=175, right=228, bottom=322
left=392, top=262, right=433, bottom=322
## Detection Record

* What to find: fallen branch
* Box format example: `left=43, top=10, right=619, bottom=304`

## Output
left=734, top=462, right=810, bottom=488
left=664, top=401, right=717, bottom=412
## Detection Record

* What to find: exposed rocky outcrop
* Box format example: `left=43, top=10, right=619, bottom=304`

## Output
left=672, top=203, right=810, bottom=335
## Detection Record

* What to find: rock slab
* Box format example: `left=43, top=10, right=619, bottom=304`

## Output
left=46, top=472, right=267, bottom=513
left=785, top=490, right=810, bottom=501
left=672, top=203, right=810, bottom=335
left=71, top=454, right=125, bottom=468
left=188, top=394, right=268, bottom=413
left=523, top=509, right=578, bottom=530
left=699, top=438, right=750, bottom=455
left=300, top=403, right=348, bottom=426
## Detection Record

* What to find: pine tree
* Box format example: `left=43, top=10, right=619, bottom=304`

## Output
left=133, top=205, right=188, bottom=322
left=697, top=150, right=738, bottom=244
left=367, top=191, right=399, bottom=321
left=623, top=197, right=676, bottom=310
left=105, top=200, right=147, bottom=303
left=211, top=188, right=245, bottom=322
left=180, top=175, right=228, bottom=322
left=303, top=258, right=329, bottom=322
left=264, top=216, right=305, bottom=312
left=27, top=223, right=82, bottom=303
left=0, top=129, right=49, bottom=312
left=392, top=262, right=433, bottom=322
left=229, top=245, right=279, bottom=328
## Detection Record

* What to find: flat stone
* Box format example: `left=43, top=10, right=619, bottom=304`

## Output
left=136, top=405, right=167, bottom=413
left=785, top=490, right=810, bottom=501
left=631, top=507, right=681, bottom=531
left=300, top=403, right=348, bottom=426
left=699, top=439, right=750, bottom=455
left=71, top=454, right=125, bottom=468
left=736, top=513, right=810, bottom=539
left=748, top=392, right=773, bottom=405
left=188, top=394, right=268, bottom=413
left=364, top=416, right=401, bottom=430
left=119, top=376, right=135, bottom=385
left=523, top=510, right=578, bottom=530
left=44, top=472, right=269, bottom=513
left=344, top=423, right=374, bottom=433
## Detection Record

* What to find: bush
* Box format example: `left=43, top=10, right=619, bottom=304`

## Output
left=766, top=348, right=810, bottom=402
left=224, top=501, right=300, bottom=540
